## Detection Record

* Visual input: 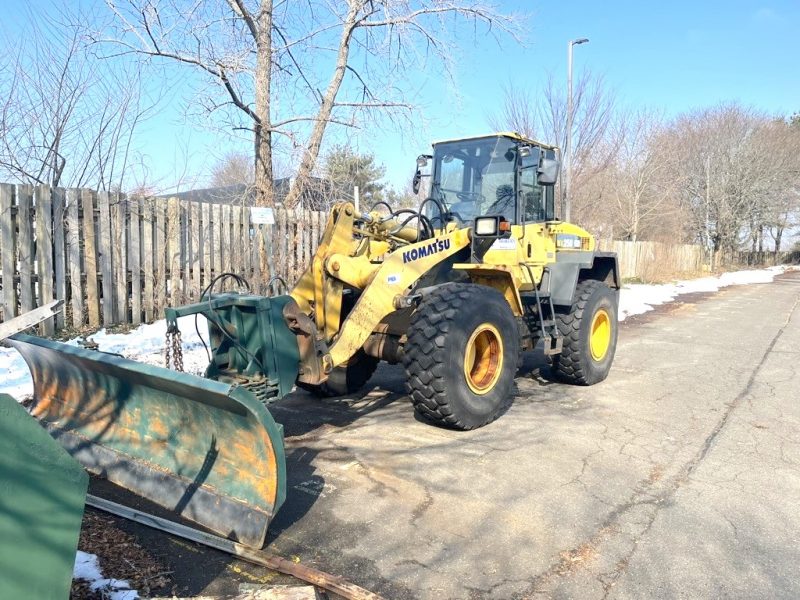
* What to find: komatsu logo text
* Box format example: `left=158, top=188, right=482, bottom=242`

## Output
left=402, top=238, right=450, bottom=263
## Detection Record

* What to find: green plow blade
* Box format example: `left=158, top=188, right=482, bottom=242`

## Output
left=7, top=334, right=287, bottom=549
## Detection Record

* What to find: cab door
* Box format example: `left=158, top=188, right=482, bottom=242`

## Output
left=518, top=146, right=556, bottom=289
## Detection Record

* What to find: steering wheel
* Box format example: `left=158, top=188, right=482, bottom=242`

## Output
left=439, top=188, right=486, bottom=204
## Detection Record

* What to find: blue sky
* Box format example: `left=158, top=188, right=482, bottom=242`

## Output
left=3, top=1, right=799, bottom=192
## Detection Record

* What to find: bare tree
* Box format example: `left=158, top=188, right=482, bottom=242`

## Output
left=607, top=109, right=682, bottom=241
left=96, top=0, right=523, bottom=207
left=0, top=12, right=155, bottom=189
left=654, top=104, right=800, bottom=261
left=762, top=118, right=800, bottom=255
left=210, top=150, right=255, bottom=187
left=489, top=70, right=618, bottom=228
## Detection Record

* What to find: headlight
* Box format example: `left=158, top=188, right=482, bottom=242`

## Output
left=474, top=217, right=498, bottom=236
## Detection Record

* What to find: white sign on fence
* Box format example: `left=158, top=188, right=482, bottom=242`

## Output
left=250, top=207, right=275, bottom=225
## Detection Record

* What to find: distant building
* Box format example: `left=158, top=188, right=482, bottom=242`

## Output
left=160, top=177, right=341, bottom=210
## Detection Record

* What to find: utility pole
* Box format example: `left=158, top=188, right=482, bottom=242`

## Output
left=564, top=37, right=589, bottom=223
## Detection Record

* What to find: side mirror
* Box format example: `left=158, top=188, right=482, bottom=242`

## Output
left=537, top=157, right=560, bottom=185
left=412, top=154, right=432, bottom=195
left=520, top=145, right=540, bottom=170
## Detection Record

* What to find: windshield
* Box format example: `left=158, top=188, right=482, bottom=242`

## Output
left=428, top=137, right=517, bottom=224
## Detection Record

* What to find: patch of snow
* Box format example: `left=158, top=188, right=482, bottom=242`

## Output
left=619, top=265, right=787, bottom=321
left=73, top=551, right=139, bottom=600
left=0, top=315, right=210, bottom=401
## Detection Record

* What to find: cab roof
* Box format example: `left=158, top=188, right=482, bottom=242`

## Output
left=432, top=131, right=559, bottom=151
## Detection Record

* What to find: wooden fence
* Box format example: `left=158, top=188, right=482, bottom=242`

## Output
left=0, top=183, right=327, bottom=334
left=597, top=239, right=706, bottom=281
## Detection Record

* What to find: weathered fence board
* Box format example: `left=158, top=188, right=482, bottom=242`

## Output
left=17, top=186, right=34, bottom=314
left=52, top=188, right=67, bottom=329
left=97, top=191, right=115, bottom=325
left=189, top=202, right=201, bottom=300
left=112, top=193, right=127, bottom=323
left=129, top=197, right=142, bottom=326
left=155, top=201, right=167, bottom=315
left=167, top=197, right=181, bottom=306
left=0, top=184, right=16, bottom=320
left=66, top=190, right=83, bottom=328
left=34, top=185, right=55, bottom=335
left=81, top=189, right=100, bottom=327
left=142, top=201, right=154, bottom=322
left=201, top=203, right=211, bottom=292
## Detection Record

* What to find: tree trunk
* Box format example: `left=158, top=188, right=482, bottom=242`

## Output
left=254, top=0, right=275, bottom=207
left=283, top=6, right=358, bottom=208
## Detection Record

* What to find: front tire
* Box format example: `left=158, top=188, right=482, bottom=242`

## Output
left=403, top=284, right=519, bottom=430
left=552, top=279, right=618, bottom=385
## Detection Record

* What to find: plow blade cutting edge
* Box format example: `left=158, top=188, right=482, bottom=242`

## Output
left=7, top=334, right=287, bottom=549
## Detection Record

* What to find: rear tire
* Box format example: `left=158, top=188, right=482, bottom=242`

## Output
left=299, top=349, right=379, bottom=397
left=552, top=279, right=618, bottom=385
left=403, top=283, right=519, bottom=430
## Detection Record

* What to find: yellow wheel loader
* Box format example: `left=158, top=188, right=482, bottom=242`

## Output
left=9, top=132, right=619, bottom=547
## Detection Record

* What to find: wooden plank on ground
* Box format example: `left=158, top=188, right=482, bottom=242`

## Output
left=167, top=197, right=181, bottom=304
left=0, top=301, right=64, bottom=341
left=34, top=185, right=55, bottom=335
left=97, top=190, right=115, bottom=325
left=17, top=185, right=34, bottom=314
left=0, top=183, right=16, bottom=320
left=52, top=187, right=66, bottom=329
left=129, top=197, right=141, bottom=325
left=142, top=200, right=154, bottom=321
left=66, top=189, right=83, bottom=328
left=112, top=192, right=127, bottom=324
left=81, top=190, right=100, bottom=327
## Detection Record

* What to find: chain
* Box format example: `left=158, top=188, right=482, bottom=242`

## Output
left=164, top=325, right=185, bottom=372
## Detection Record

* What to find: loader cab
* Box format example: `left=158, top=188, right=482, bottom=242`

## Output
left=418, top=133, right=559, bottom=228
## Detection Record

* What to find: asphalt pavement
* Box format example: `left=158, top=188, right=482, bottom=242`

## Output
left=104, top=270, right=800, bottom=599
left=263, top=270, right=800, bottom=599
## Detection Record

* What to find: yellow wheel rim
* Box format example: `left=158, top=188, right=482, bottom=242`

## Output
left=464, top=323, right=504, bottom=395
left=590, top=308, right=611, bottom=361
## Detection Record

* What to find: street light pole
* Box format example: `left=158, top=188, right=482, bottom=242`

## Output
left=564, top=37, right=589, bottom=223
